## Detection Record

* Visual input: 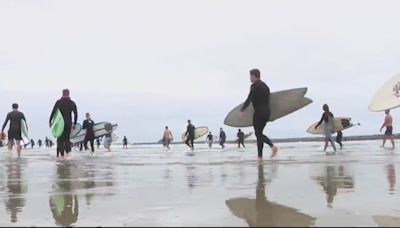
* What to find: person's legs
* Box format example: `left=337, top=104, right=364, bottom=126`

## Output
left=254, top=118, right=266, bottom=158
left=90, top=139, right=95, bottom=152
left=336, top=137, right=343, bottom=149
left=324, top=138, right=329, bottom=152
left=57, top=137, right=64, bottom=157
left=391, top=135, right=395, bottom=148
left=84, top=138, right=89, bottom=150
left=330, top=139, right=337, bottom=152
left=190, top=138, right=194, bottom=150
left=185, top=138, right=191, bottom=148
left=15, top=140, right=22, bottom=158
left=64, top=126, right=72, bottom=157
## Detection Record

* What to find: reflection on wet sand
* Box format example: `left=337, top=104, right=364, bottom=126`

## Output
left=313, top=165, right=355, bottom=208
left=186, top=166, right=198, bottom=189
left=4, top=160, right=27, bottom=223
left=226, top=165, right=316, bottom=227
left=49, top=162, right=79, bottom=227
left=386, top=164, right=396, bottom=193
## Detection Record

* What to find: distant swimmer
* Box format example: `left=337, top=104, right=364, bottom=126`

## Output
left=1, top=103, right=28, bottom=158
left=380, top=109, right=395, bottom=149
left=237, top=129, right=246, bottom=148
left=30, top=139, right=35, bottom=149
left=123, top=136, right=128, bottom=149
left=219, top=128, right=226, bottom=149
left=49, top=89, right=78, bottom=158
left=104, top=133, right=112, bottom=152
left=83, top=112, right=95, bottom=155
left=185, top=120, right=195, bottom=151
left=239, top=69, right=278, bottom=162
left=315, top=104, right=337, bottom=153
left=336, top=131, right=343, bottom=150
left=206, top=132, right=213, bottom=149
left=163, top=126, right=173, bottom=150
left=38, top=139, right=42, bottom=148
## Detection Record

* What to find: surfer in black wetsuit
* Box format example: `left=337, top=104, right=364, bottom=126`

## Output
left=1, top=103, right=27, bottom=157
left=206, top=132, right=213, bottom=149
left=237, top=129, right=246, bottom=148
left=49, top=89, right=78, bottom=158
left=83, top=113, right=95, bottom=155
left=336, top=131, right=343, bottom=149
left=219, top=128, right=226, bottom=149
left=239, top=69, right=278, bottom=161
left=185, top=120, right=195, bottom=151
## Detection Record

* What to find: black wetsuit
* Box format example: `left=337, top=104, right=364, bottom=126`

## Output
left=50, top=97, right=78, bottom=157
left=185, top=124, right=195, bottom=149
left=2, top=111, right=26, bottom=141
left=83, top=119, right=95, bottom=153
left=219, top=131, right=226, bottom=147
left=336, top=131, right=343, bottom=149
left=241, top=80, right=273, bottom=158
left=237, top=131, right=246, bottom=148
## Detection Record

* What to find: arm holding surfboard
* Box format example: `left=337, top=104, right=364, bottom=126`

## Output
left=49, top=101, right=59, bottom=127
left=239, top=85, right=254, bottom=120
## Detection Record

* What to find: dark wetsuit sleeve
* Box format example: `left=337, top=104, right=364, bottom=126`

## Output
left=2, top=113, right=10, bottom=132
left=315, top=113, right=325, bottom=129
left=72, top=102, right=78, bottom=125
left=82, top=120, right=87, bottom=130
left=241, top=85, right=254, bottom=112
left=49, top=101, right=59, bottom=125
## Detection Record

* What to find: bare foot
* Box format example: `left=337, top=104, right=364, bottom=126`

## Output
left=257, top=157, right=263, bottom=164
left=271, top=146, right=278, bottom=158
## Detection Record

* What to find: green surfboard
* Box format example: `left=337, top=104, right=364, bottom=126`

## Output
left=50, top=109, right=65, bottom=138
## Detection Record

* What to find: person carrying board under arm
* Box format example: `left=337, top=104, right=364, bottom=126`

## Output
left=83, top=112, right=95, bottom=155
left=239, top=69, right=278, bottom=162
left=1, top=103, right=27, bottom=158
left=315, top=104, right=337, bottom=153
left=380, top=109, right=395, bottom=149
left=49, top=89, right=78, bottom=159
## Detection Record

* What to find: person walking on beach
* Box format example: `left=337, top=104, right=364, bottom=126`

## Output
left=82, top=112, right=95, bottom=155
left=38, top=139, right=42, bottom=148
left=1, top=103, right=28, bottom=158
left=206, top=132, right=213, bottom=149
left=219, top=128, right=226, bottom=149
left=185, top=120, right=195, bottom=151
left=315, top=104, right=337, bottom=153
left=49, top=89, right=78, bottom=158
left=239, top=69, right=278, bottom=162
left=380, top=109, right=395, bottom=149
left=123, top=136, right=128, bottom=149
left=104, top=133, right=112, bottom=152
left=237, top=129, right=246, bottom=148
left=45, top=137, right=49, bottom=148
left=30, top=139, right=35, bottom=149
left=163, top=126, right=173, bottom=150
left=336, top=131, right=343, bottom=149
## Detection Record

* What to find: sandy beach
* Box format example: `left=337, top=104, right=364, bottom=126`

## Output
left=0, top=140, right=398, bottom=227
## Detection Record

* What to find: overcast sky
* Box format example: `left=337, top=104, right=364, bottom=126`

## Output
left=1, top=0, right=400, bottom=142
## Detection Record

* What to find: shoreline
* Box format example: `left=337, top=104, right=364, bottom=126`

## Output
left=128, top=134, right=394, bottom=146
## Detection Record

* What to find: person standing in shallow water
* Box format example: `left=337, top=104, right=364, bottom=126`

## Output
left=237, top=129, right=246, bottom=148
left=381, top=109, right=395, bottom=149
left=83, top=113, right=95, bottom=155
left=315, top=104, right=337, bottom=153
left=49, top=89, right=78, bottom=159
left=219, top=128, right=226, bottom=149
left=206, top=132, right=213, bottom=149
left=163, top=126, right=173, bottom=150
left=1, top=103, right=28, bottom=158
left=123, top=136, right=128, bottom=149
left=239, top=69, right=278, bottom=162
left=185, top=120, right=195, bottom=151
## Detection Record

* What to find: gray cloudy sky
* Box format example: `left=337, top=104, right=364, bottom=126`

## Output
left=1, top=0, right=400, bottom=142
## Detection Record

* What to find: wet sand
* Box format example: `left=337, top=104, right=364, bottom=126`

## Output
left=0, top=140, right=399, bottom=227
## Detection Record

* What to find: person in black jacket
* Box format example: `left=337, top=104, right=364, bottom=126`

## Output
left=239, top=69, right=278, bottom=161
left=49, top=89, right=78, bottom=158
left=1, top=103, right=28, bottom=158
left=237, top=129, right=246, bottom=148
left=219, top=128, right=226, bottom=149
left=83, top=112, right=95, bottom=155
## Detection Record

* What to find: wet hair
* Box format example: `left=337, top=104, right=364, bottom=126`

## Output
left=165, top=126, right=168, bottom=129
left=250, top=69, right=261, bottom=78
left=323, top=104, right=329, bottom=112
left=238, top=129, right=242, bottom=132
left=12, top=103, right=18, bottom=109
left=62, top=89, right=70, bottom=96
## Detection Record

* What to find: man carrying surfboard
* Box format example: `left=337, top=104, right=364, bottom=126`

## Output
left=83, top=112, right=96, bottom=155
left=185, top=120, right=195, bottom=151
left=1, top=103, right=28, bottom=158
left=315, top=104, right=337, bottom=153
left=239, top=69, right=278, bottom=161
left=49, top=89, right=78, bottom=158
left=380, top=109, right=395, bottom=149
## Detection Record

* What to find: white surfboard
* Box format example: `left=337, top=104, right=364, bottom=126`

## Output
left=71, top=123, right=82, bottom=138
left=224, top=88, right=313, bottom=127
left=181, top=126, right=209, bottom=142
left=369, top=73, right=400, bottom=112
left=306, top=117, right=352, bottom=135
left=21, top=119, right=30, bottom=143
left=71, top=122, right=118, bottom=144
